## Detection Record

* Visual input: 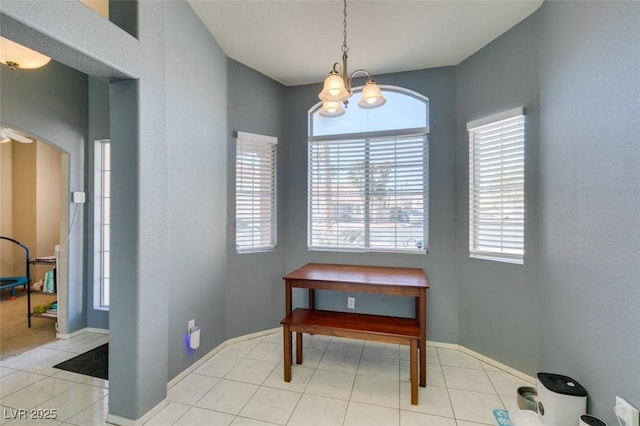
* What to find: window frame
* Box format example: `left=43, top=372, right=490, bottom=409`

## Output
left=307, top=86, right=430, bottom=254
left=467, top=107, right=525, bottom=264
left=235, top=131, right=278, bottom=253
left=93, top=139, right=110, bottom=310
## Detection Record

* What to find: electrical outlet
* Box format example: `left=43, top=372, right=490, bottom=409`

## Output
left=616, top=396, right=639, bottom=426
left=347, top=297, right=355, bottom=309
left=188, top=319, right=195, bottom=333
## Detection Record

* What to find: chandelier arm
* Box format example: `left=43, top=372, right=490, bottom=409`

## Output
left=348, top=68, right=373, bottom=88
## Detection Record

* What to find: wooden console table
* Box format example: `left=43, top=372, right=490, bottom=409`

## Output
left=282, top=263, right=429, bottom=389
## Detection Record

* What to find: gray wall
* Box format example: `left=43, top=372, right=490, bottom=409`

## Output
left=165, top=0, right=229, bottom=380
left=226, top=59, right=287, bottom=338
left=0, top=60, right=88, bottom=333
left=537, top=1, right=640, bottom=422
left=455, top=2, right=640, bottom=423
left=455, top=11, right=542, bottom=375
left=283, top=68, right=459, bottom=344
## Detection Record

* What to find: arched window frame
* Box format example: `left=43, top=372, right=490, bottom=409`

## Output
left=307, top=85, right=430, bottom=253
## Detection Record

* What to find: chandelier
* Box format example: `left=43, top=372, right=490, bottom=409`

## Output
left=318, top=0, right=386, bottom=117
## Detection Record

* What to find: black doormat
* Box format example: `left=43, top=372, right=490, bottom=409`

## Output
left=53, top=343, right=108, bottom=380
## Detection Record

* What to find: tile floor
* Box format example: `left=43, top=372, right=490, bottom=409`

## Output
left=0, top=331, right=533, bottom=425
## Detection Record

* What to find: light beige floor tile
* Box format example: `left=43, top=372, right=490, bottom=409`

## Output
left=224, top=358, right=278, bottom=385
left=0, top=371, right=46, bottom=398
left=357, top=355, right=399, bottom=380
left=456, top=421, right=494, bottom=426
left=401, top=346, right=439, bottom=365
left=400, top=410, right=456, bottom=426
left=168, top=374, right=219, bottom=405
left=436, top=348, right=483, bottom=369
left=326, top=337, right=364, bottom=355
left=0, top=377, right=76, bottom=410
left=0, top=367, right=17, bottom=378
left=195, top=354, right=242, bottom=378
left=486, top=370, right=532, bottom=397
left=442, top=366, right=495, bottom=393
left=317, top=350, right=360, bottom=374
left=501, top=395, right=520, bottom=411
left=399, top=383, right=454, bottom=418
left=177, top=406, right=235, bottom=425
left=195, top=379, right=259, bottom=415
left=343, top=401, right=399, bottom=426
left=351, top=375, right=400, bottom=409
left=401, top=360, right=446, bottom=387
left=231, top=417, right=279, bottom=426
left=363, top=341, right=400, bottom=359
left=219, top=339, right=261, bottom=358
left=305, top=369, right=355, bottom=401
left=287, top=394, right=348, bottom=426
left=260, top=332, right=284, bottom=346
left=448, top=388, right=504, bottom=424
left=143, top=401, right=190, bottom=426
left=262, top=364, right=314, bottom=393
left=65, top=396, right=109, bottom=426
left=301, top=334, right=331, bottom=351
left=35, top=383, right=107, bottom=421
left=293, top=347, right=325, bottom=370
left=246, top=342, right=283, bottom=363
left=239, top=386, right=301, bottom=425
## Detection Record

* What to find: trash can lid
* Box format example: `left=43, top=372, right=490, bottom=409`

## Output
left=537, top=373, right=587, bottom=397
left=580, top=415, right=607, bottom=426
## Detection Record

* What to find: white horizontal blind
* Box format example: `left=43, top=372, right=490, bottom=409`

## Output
left=468, top=112, right=525, bottom=264
left=236, top=132, right=277, bottom=252
left=308, top=135, right=427, bottom=252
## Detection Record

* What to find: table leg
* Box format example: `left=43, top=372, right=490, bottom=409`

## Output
left=283, top=325, right=292, bottom=382
left=286, top=281, right=292, bottom=315
left=410, top=339, right=418, bottom=405
left=296, top=332, right=303, bottom=364
left=419, top=288, right=426, bottom=387
left=308, top=288, right=315, bottom=309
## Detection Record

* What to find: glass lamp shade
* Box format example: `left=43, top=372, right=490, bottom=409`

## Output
left=319, top=101, right=345, bottom=117
left=358, top=81, right=386, bottom=109
left=0, top=36, right=51, bottom=70
left=319, top=72, right=350, bottom=102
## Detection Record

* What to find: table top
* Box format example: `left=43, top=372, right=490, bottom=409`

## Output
left=284, top=263, right=429, bottom=289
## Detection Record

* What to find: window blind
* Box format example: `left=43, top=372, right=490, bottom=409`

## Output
left=468, top=112, right=525, bottom=264
left=308, top=135, right=427, bottom=252
left=235, top=132, right=277, bottom=252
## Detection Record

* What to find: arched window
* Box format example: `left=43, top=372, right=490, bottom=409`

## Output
left=308, top=86, right=429, bottom=253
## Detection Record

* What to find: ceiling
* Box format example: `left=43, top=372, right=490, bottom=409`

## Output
left=188, top=0, right=543, bottom=87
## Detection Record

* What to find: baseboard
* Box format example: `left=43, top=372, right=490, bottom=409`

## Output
left=166, top=327, right=281, bottom=389
left=105, top=398, right=168, bottom=426
left=136, top=328, right=536, bottom=423
left=56, top=326, right=109, bottom=339
left=56, top=327, right=88, bottom=340
left=458, top=345, right=536, bottom=384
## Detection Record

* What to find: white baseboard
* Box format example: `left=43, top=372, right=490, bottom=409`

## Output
left=56, top=326, right=109, bottom=339
left=117, top=327, right=537, bottom=423
left=458, top=345, right=536, bottom=384
left=166, top=327, right=281, bottom=389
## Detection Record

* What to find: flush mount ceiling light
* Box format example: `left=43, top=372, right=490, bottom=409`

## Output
left=0, top=36, right=51, bottom=71
left=0, top=126, right=33, bottom=144
left=318, top=0, right=386, bottom=117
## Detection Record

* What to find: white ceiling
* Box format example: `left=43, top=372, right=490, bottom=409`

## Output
left=188, top=0, right=543, bottom=87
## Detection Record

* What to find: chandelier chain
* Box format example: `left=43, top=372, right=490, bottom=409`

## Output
left=342, top=0, right=348, bottom=54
